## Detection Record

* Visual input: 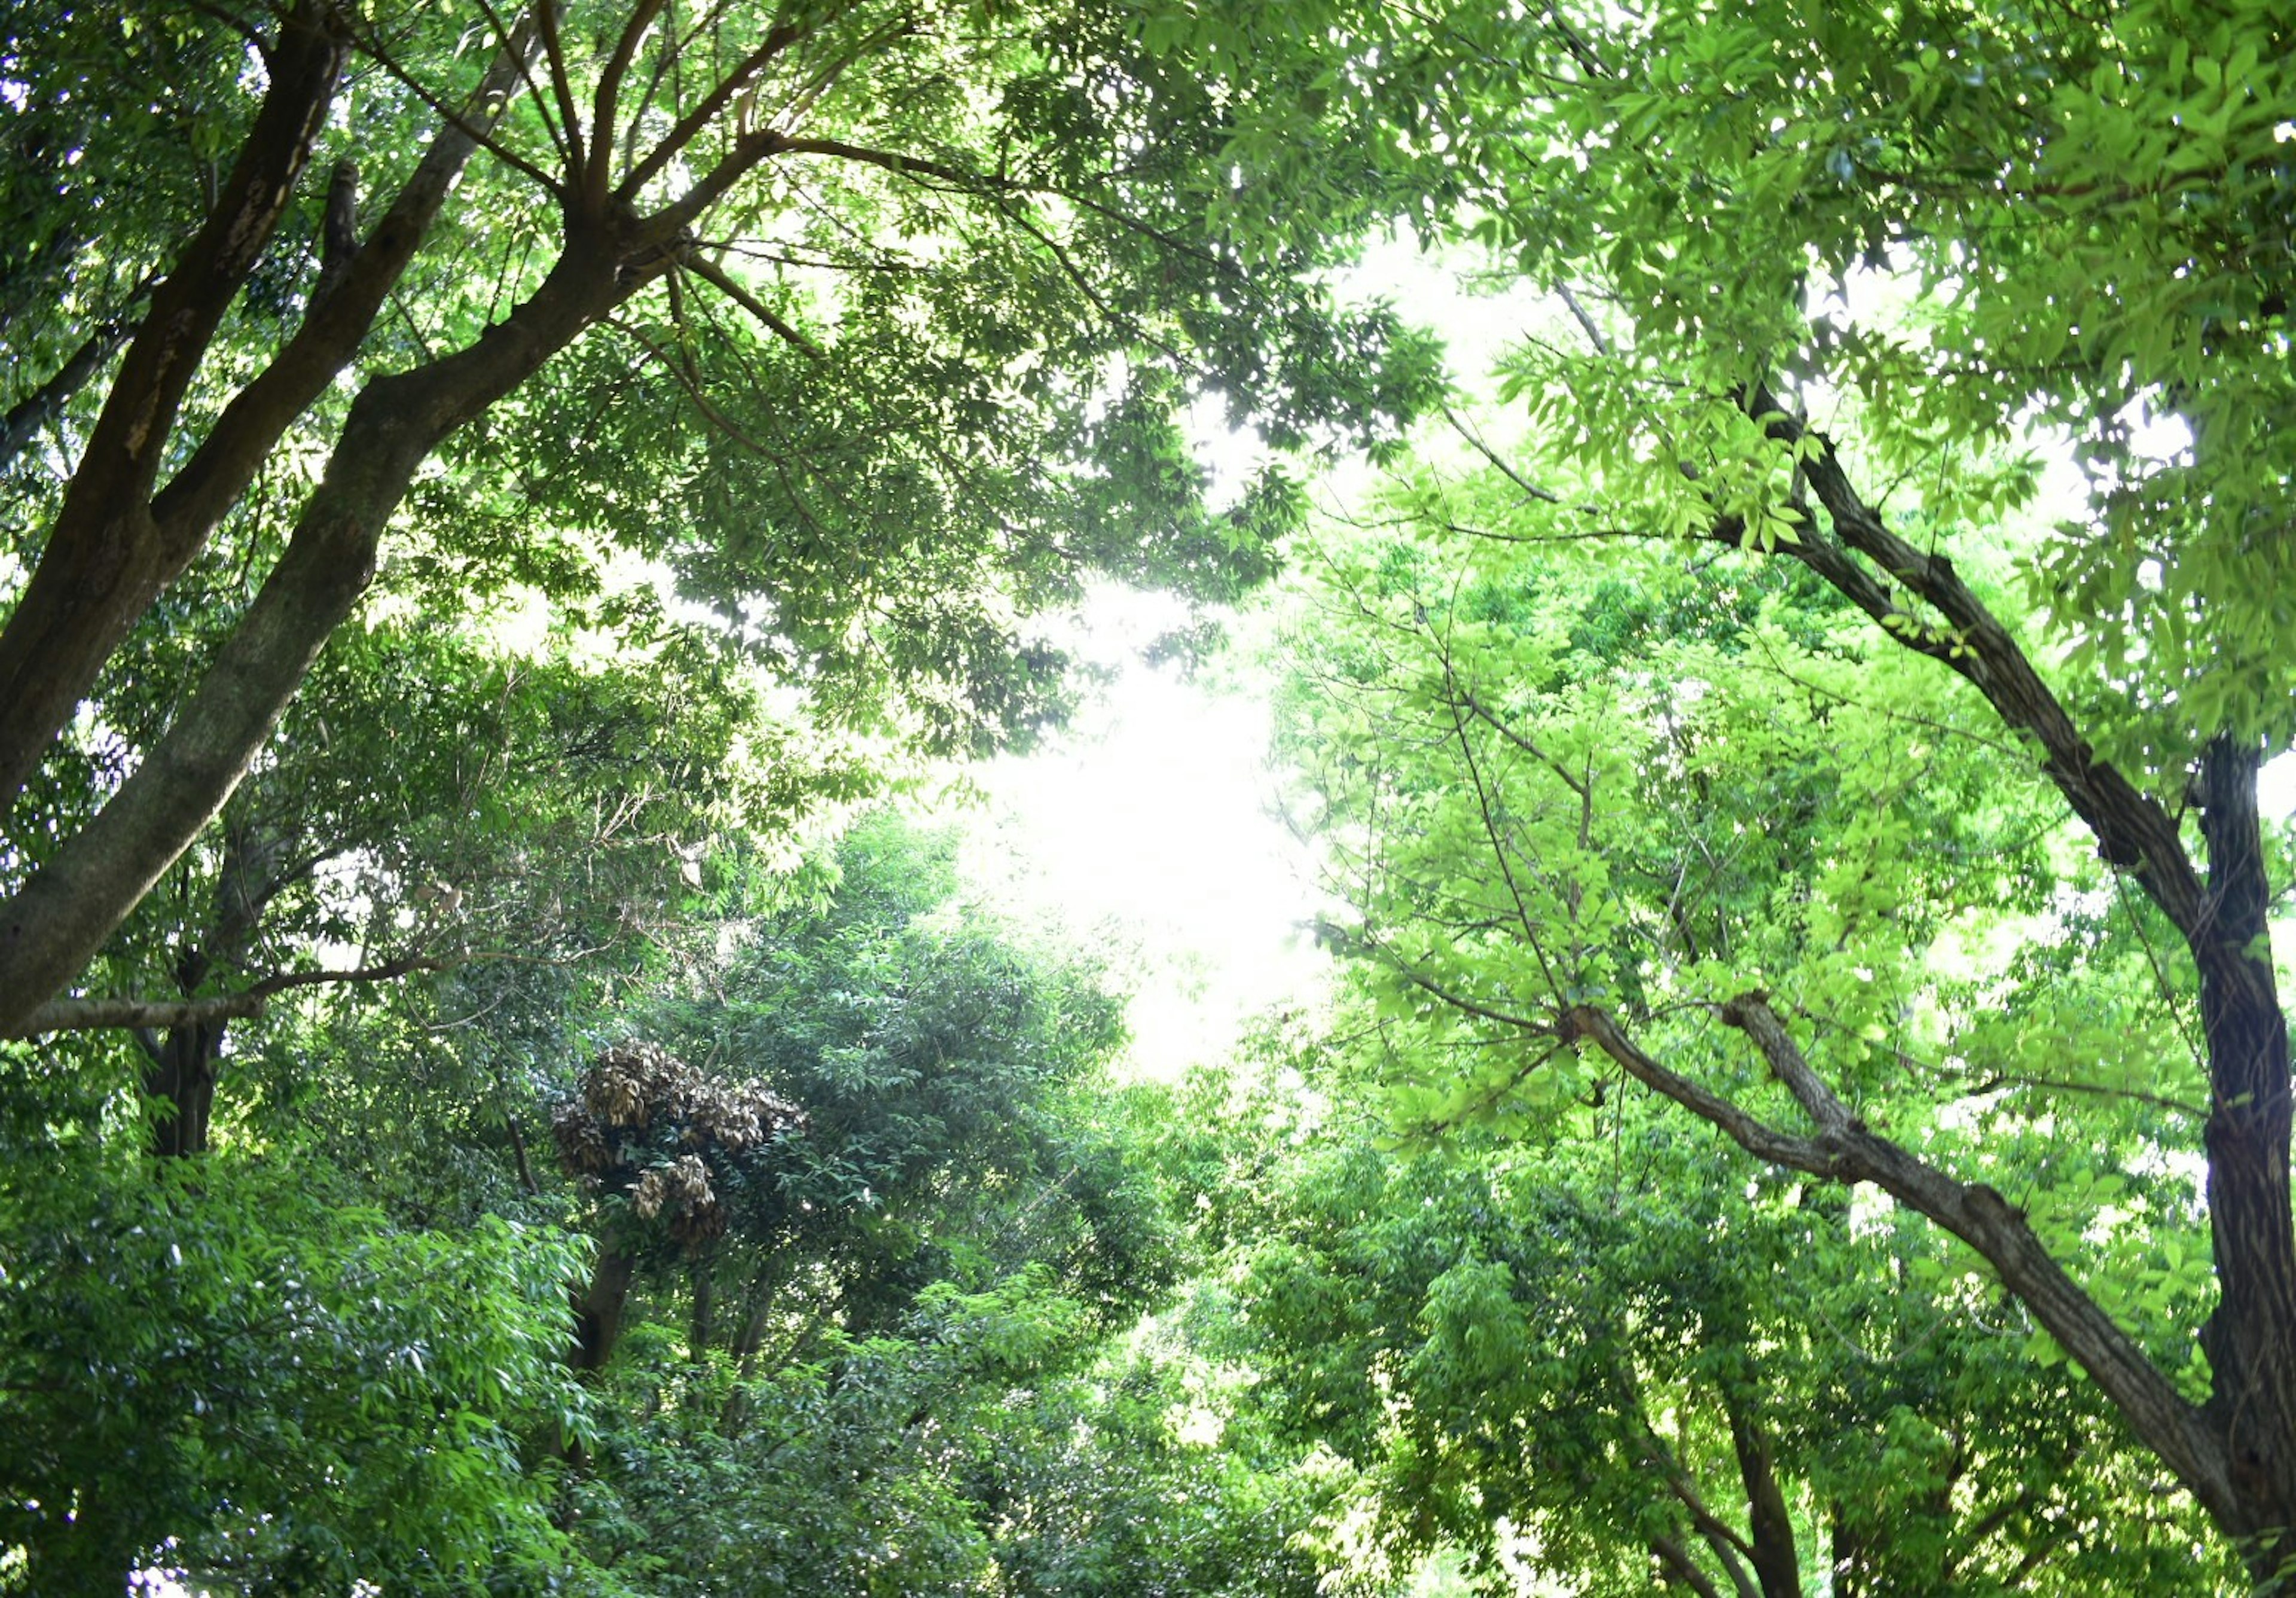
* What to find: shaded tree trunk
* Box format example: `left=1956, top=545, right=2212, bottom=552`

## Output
left=571, top=1239, right=637, bottom=1376
left=1687, top=401, right=2296, bottom=1584
left=2189, top=736, right=2296, bottom=1578
left=1721, top=1390, right=1800, bottom=1598
left=0, top=0, right=347, bottom=806
left=0, top=232, right=633, bottom=1037
left=690, top=1259, right=715, bottom=1359
left=1830, top=1502, right=1870, bottom=1598
left=141, top=1019, right=225, bottom=1158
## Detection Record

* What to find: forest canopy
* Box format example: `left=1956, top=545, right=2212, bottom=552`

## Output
left=5, top=0, right=2296, bottom=1592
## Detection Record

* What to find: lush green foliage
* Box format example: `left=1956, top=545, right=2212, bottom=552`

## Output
left=0, top=1135, right=585, bottom=1590
left=9, top=0, right=2296, bottom=1587
left=1227, top=1073, right=2227, bottom=1593
left=1262, top=0, right=2296, bottom=1582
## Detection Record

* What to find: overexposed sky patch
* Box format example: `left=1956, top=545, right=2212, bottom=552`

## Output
left=957, top=587, right=1327, bottom=1079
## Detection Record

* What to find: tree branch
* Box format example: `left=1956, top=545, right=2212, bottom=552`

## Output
left=4, top=952, right=450, bottom=1036
left=1757, top=397, right=2206, bottom=943
left=153, top=14, right=541, bottom=550
left=1651, top=1534, right=1728, bottom=1598
left=0, top=289, right=148, bottom=474
left=0, top=0, right=346, bottom=803
left=680, top=255, right=826, bottom=359
left=586, top=0, right=671, bottom=205
left=1562, top=997, right=2239, bottom=1530
left=616, top=16, right=812, bottom=203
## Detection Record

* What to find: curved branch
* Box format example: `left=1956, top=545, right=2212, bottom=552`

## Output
left=4, top=953, right=448, bottom=1037
left=1561, top=997, right=2239, bottom=1532
left=1757, top=397, right=2205, bottom=941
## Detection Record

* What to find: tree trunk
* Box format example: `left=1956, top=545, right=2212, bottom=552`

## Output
left=690, top=1260, right=715, bottom=1359
left=0, top=236, right=628, bottom=1036
left=1830, top=1502, right=1869, bottom=1598
left=0, top=1, right=346, bottom=806
left=0, top=10, right=532, bottom=812
left=1650, top=1533, right=1727, bottom=1598
left=571, top=1239, right=637, bottom=1375
left=1721, top=1392, right=1800, bottom=1598
left=1718, top=419, right=2296, bottom=1581
left=142, top=1020, right=224, bottom=1158
left=2190, top=737, right=2296, bottom=1579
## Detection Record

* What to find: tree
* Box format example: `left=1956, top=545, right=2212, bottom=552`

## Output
left=0, top=1139, right=589, bottom=1591
left=1277, top=0, right=2296, bottom=1574
left=0, top=0, right=1436, bottom=1039
left=1228, top=1066, right=2224, bottom=1594
left=17, top=609, right=778, bottom=1157
left=538, top=815, right=1329, bottom=1593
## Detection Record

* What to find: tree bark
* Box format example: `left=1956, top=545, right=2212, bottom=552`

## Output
left=1565, top=1000, right=2246, bottom=1537
left=0, top=11, right=533, bottom=810
left=141, top=1019, right=225, bottom=1158
left=1651, top=1534, right=1728, bottom=1598
left=0, top=234, right=626, bottom=1036
left=1830, top=1502, right=1870, bottom=1598
left=1729, top=394, right=2296, bottom=1581
left=690, top=1260, right=715, bottom=1359
left=571, top=1237, right=637, bottom=1375
left=0, top=0, right=347, bottom=805
left=2189, top=737, right=2296, bottom=1572
left=1721, top=1390, right=1800, bottom=1598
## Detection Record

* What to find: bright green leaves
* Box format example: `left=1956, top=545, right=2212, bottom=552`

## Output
left=1215, top=1094, right=2229, bottom=1594
left=0, top=1152, right=585, bottom=1590
left=1404, top=0, right=2296, bottom=765
left=1282, top=486, right=2054, bottom=1131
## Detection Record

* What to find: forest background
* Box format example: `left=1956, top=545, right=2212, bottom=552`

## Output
left=4, top=0, right=2295, bottom=1593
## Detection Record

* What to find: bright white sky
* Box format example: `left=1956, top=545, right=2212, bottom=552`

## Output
left=935, top=241, right=1466, bottom=1076
left=945, top=240, right=1554, bottom=1079
left=954, top=588, right=1330, bottom=1079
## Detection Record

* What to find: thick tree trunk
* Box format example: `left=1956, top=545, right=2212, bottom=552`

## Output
left=571, top=1239, right=637, bottom=1375
left=2190, top=738, right=2296, bottom=1577
left=0, top=13, right=531, bottom=810
left=1721, top=1393, right=1799, bottom=1598
left=142, top=1020, right=225, bottom=1158
left=1741, top=404, right=2296, bottom=1581
left=0, top=239, right=627, bottom=1036
left=0, top=2, right=346, bottom=805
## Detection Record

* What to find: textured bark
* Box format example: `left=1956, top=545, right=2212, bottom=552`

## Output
left=1721, top=1393, right=1800, bottom=1598
left=0, top=236, right=627, bottom=1037
left=0, top=3, right=831, bottom=1034
left=571, top=1239, right=637, bottom=1374
left=0, top=12, right=533, bottom=810
left=1717, top=394, right=2296, bottom=1579
left=0, top=0, right=347, bottom=804
left=1565, top=999, right=2245, bottom=1535
left=2188, top=737, right=2296, bottom=1570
